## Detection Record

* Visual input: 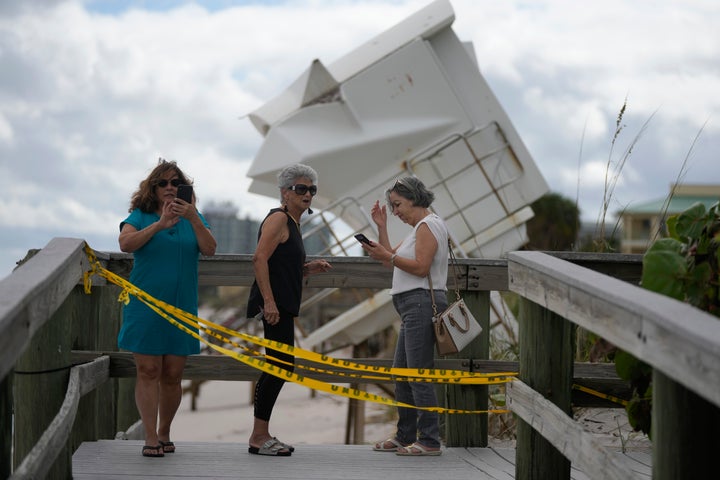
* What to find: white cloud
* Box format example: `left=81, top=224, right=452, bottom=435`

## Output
left=0, top=114, right=13, bottom=144
left=0, top=0, right=719, bottom=279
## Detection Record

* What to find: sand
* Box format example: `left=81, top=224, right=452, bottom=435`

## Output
left=170, top=379, right=651, bottom=452
left=171, top=379, right=395, bottom=446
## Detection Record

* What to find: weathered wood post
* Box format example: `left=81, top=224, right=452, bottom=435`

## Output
left=653, top=371, right=720, bottom=479
left=345, top=342, right=368, bottom=444
left=13, top=287, right=78, bottom=479
left=108, top=257, right=140, bottom=436
left=71, top=281, right=123, bottom=448
left=515, top=298, right=574, bottom=480
left=1, top=375, right=11, bottom=479
left=2, top=251, right=36, bottom=477
left=442, top=289, right=489, bottom=446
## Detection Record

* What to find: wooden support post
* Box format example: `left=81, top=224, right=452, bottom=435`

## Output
left=345, top=342, right=367, bottom=445
left=13, top=287, right=76, bottom=479
left=1, top=374, right=11, bottom=480
left=652, top=370, right=720, bottom=479
left=516, top=298, right=574, bottom=480
left=96, top=284, right=124, bottom=436
left=345, top=391, right=361, bottom=445
left=71, top=283, right=123, bottom=449
left=442, top=290, right=489, bottom=447
left=116, top=379, right=138, bottom=434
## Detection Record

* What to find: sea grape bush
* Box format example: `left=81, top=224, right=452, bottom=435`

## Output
left=616, top=200, right=720, bottom=435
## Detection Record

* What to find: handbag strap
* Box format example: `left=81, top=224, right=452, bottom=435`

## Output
left=428, top=272, right=437, bottom=316
left=447, top=241, right=461, bottom=301
left=428, top=240, right=461, bottom=316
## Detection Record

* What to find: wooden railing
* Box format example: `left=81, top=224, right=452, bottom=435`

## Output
left=1, top=237, right=718, bottom=479
left=507, top=251, right=720, bottom=479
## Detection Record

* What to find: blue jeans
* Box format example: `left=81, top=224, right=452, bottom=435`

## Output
left=392, top=288, right=447, bottom=448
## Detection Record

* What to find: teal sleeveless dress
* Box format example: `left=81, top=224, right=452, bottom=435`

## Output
left=117, top=208, right=210, bottom=355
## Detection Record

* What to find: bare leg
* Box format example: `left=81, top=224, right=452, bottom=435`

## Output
left=249, top=417, right=272, bottom=448
left=157, top=354, right=186, bottom=450
left=249, top=418, right=290, bottom=453
left=248, top=313, right=293, bottom=454
left=133, top=353, right=162, bottom=448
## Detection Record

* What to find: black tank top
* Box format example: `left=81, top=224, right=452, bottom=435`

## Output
left=247, top=208, right=306, bottom=317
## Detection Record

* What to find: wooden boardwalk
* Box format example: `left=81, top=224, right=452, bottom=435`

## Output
left=72, top=440, right=652, bottom=479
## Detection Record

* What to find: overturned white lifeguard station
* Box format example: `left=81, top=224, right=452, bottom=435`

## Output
left=245, top=0, right=549, bottom=351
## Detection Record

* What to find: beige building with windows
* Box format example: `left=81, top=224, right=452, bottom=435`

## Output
left=619, top=184, right=720, bottom=254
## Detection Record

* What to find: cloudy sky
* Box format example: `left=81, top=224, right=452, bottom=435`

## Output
left=1, top=0, right=718, bottom=279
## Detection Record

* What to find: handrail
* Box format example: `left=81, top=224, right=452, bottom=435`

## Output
left=0, top=237, right=89, bottom=381
left=507, top=379, right=638, bottom=480
left=507, top=250, right=720, bottom=479
left=8, top=238, right=720, bottom=478
left=10, top=356, right=109, bottom=480
left=507, top=251, right=720, bottom=408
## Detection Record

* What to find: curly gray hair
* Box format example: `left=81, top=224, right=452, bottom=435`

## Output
left=277, top=163, right=318, bottom=201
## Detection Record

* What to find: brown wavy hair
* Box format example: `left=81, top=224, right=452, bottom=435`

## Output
left=128, top=158, right=193, bottom=213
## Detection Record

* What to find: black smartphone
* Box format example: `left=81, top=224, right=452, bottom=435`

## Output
left=176, top=184, right=193, bottom=203
left=354, top=233, right=372, bottom=245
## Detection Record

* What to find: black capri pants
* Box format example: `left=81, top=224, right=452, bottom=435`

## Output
left=253, top=308, right=295, bottom=421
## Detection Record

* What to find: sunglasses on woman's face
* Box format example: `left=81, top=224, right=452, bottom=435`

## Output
left=157, top=178, right=181, bottom=188
left=289, top=184, right=317, bottom=196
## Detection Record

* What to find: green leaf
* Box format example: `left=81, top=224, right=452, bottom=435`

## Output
left=685, top=262, right=713, bottom=307
left=666, top=215, right=679, bottom=239
left=645, top=237, right=683, bottom=255
left=641, top=248, right=687, bottom=300
left=614, top=350, right=650, bottom=381
left=674, top=202, right=708, bottom=240
left=627, top=396, right=652, bottom=435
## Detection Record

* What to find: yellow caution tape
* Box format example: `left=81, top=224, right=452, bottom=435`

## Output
left=572, top=383, right=629, bottom=407
left=83, top=245, right=513, bottom=414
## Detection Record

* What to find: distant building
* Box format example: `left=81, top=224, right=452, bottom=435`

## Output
left=618, top=184, right=720, bottom=254
left=202, top=202, right=259, bottom=254
left=202, top=201, right=330, bottom=255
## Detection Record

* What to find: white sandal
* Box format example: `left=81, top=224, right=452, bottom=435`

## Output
left=396, top=442, right=442, bottom=456
left=372, top=437, right=406, bottom=452
left=248, top=438, right=292, bottom=456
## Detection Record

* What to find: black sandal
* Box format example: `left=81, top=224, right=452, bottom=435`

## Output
left=159, top=440, right=175, bottom=453
left=142, top=445, right=164, bottom=457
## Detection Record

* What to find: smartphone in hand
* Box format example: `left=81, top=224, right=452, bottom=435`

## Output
left=354, top=233, right=372, bottom=245
left=176, top=184, right=193, bottom=203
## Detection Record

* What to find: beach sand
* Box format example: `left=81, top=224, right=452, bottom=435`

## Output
left=171, top=379, right=651, bottom=452
left=171, top=379, right=395, bottom=446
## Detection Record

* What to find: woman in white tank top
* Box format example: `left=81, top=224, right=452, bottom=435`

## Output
left=360, top=176, right=448, bottom=456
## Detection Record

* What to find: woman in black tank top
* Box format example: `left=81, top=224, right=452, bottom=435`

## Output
left=245, top=163, right=331, bottom=457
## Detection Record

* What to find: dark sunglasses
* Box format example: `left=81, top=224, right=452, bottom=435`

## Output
left=157, top=178, right=181, bottom=188
left=289, top=184, right=317, bottom=196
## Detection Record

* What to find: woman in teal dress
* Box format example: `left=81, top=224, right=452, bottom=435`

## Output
left=118, top=159, right=216, bottom=458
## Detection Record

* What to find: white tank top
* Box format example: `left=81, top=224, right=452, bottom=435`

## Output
left=390, top=213, right=449, bottom=295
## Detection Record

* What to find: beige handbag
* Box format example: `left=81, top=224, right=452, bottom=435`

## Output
left=429, top=242, right=482, bottom=356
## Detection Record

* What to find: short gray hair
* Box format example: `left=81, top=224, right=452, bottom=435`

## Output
left=386, top=176, right=435, bottom=208
left=277, top=163, right=318, bottom=200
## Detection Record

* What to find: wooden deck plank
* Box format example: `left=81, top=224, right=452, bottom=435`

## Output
left=458, top=448, right=515, bottom=479
left=624, top=450, right=653, bottom=476
left=72, top=440, right=651, bottom=480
